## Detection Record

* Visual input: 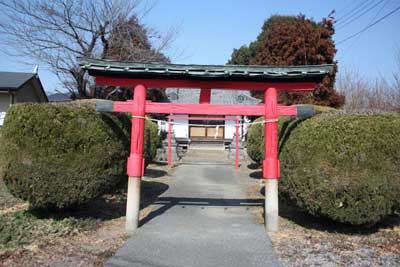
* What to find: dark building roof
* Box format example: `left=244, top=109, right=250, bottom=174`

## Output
left=0, top=71, right=48, bottom=102
left=0, top=72, right=37, bottom=90
left=79, top=58, right=334, bottom=83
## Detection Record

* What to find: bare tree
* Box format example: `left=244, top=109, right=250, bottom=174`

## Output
left=0, top=0, right=176, bottom=98
left=391, top=48, right=400, bottom=109
left=337, top=68, right=400, bottom=113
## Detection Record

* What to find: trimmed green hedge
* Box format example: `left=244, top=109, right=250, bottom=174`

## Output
left=246, top=117, right=264, bottom=163
left=280, top=114, right=400, bottom=226
left=0, top=101, right=159, bottom=209
left=246, top=106, right=400, bottom=226
left=143, top=116, right=160, bottom=167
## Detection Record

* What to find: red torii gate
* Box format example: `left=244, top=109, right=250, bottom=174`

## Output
left=167, top=116, right=241, bottom=168
left=80, top=58, right=332, bottom=233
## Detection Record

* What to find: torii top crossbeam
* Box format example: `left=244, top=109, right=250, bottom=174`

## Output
left=80, top=57, right=332, bottom=91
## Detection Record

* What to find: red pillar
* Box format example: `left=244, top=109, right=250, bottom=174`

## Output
left=127, top=84, right=147, bottom=177
left=167, top=117, right=172, bottom=167
left=235, top=118, right=239, bottom=169
left=263, top=87, right=280, bottom=179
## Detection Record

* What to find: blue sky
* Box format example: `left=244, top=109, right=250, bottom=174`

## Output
left=0, top=0, right=399, bottom=94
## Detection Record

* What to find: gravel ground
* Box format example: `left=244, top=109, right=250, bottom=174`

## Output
left=240, top=161, right=400, bottom=267
left=0, top=219, right=128, bottom=267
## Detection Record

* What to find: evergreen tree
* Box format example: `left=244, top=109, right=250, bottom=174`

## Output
left=229, top=15, right=344, bottom=108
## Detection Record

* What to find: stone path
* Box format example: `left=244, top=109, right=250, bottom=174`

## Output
left=107, top=150, right=280, bottom=267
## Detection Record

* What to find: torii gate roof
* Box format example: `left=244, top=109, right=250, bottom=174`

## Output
left=79, top=57, right=333, bottom=83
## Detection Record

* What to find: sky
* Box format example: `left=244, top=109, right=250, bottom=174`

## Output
left=0, top=0, right=399, bottom=94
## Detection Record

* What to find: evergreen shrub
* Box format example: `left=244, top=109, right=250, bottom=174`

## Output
left=0, top=101, right=159, bottom=209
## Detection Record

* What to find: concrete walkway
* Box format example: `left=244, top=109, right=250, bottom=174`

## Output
left=107, top=150, right=280, bottom=267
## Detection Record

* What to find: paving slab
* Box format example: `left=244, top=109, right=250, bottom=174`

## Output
left=107, top=150, right=280, bottom=267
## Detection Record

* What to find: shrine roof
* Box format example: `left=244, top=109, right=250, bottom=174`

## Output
left=79, top=58, right=333, bottom=83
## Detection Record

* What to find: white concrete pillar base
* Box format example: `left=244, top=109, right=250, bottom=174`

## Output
left=265, top=179, right=279, bottom=232
left=126, top=176, right=141, bottom=233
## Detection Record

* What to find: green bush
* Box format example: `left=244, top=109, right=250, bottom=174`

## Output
left=246, top=117, right=265, bottom=163
left=247, top=117, right=296, bottom=163
left=280, top=114, right=400, bottom=225
left=0, top=210, right=96, bottom=249
left=143, top=116, right=160, bottom=167
left=246, top=105, right=336, bottom=163
left=0, top=101, right=159, bottom=209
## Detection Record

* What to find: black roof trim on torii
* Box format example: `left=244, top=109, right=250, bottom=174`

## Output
left=79, top=57, right=333, bottom=83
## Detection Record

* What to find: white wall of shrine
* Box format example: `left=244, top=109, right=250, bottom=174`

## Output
left=171, top=115, right=189, bottom=139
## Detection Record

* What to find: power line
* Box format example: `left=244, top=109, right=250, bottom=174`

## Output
left=335, top=0, right=368, bottom=22
left=336, top=0, right=377, bottom=25
left=337, top=0, right=386, bottom=29
left=336, top=0, right=360, bottom=15
left=337, top=5, right=400, bottom=45
left=336, top=0, right=375, bottom=24
left=339, top=0, right=391, bottom=56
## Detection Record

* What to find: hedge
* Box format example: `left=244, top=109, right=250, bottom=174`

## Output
left=280, top=114, right=400, bottom=226
left=246, top=106, right=400, bottom=225
left=0, top=101, right=159, bottom=209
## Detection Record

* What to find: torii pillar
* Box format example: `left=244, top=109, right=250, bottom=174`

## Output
left=264, top=87, right=279, bottom=231
left=125, top=84, right=146, bottom=233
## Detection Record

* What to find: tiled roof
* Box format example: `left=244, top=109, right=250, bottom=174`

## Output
left=166, top=89, right=261, bottom=105
left=79, top=57, right=333, bottom=82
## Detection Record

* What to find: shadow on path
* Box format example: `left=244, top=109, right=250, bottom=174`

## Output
left=139, top=197, right=263, bottom=227
left=143, top=168, right=168, bottom=178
